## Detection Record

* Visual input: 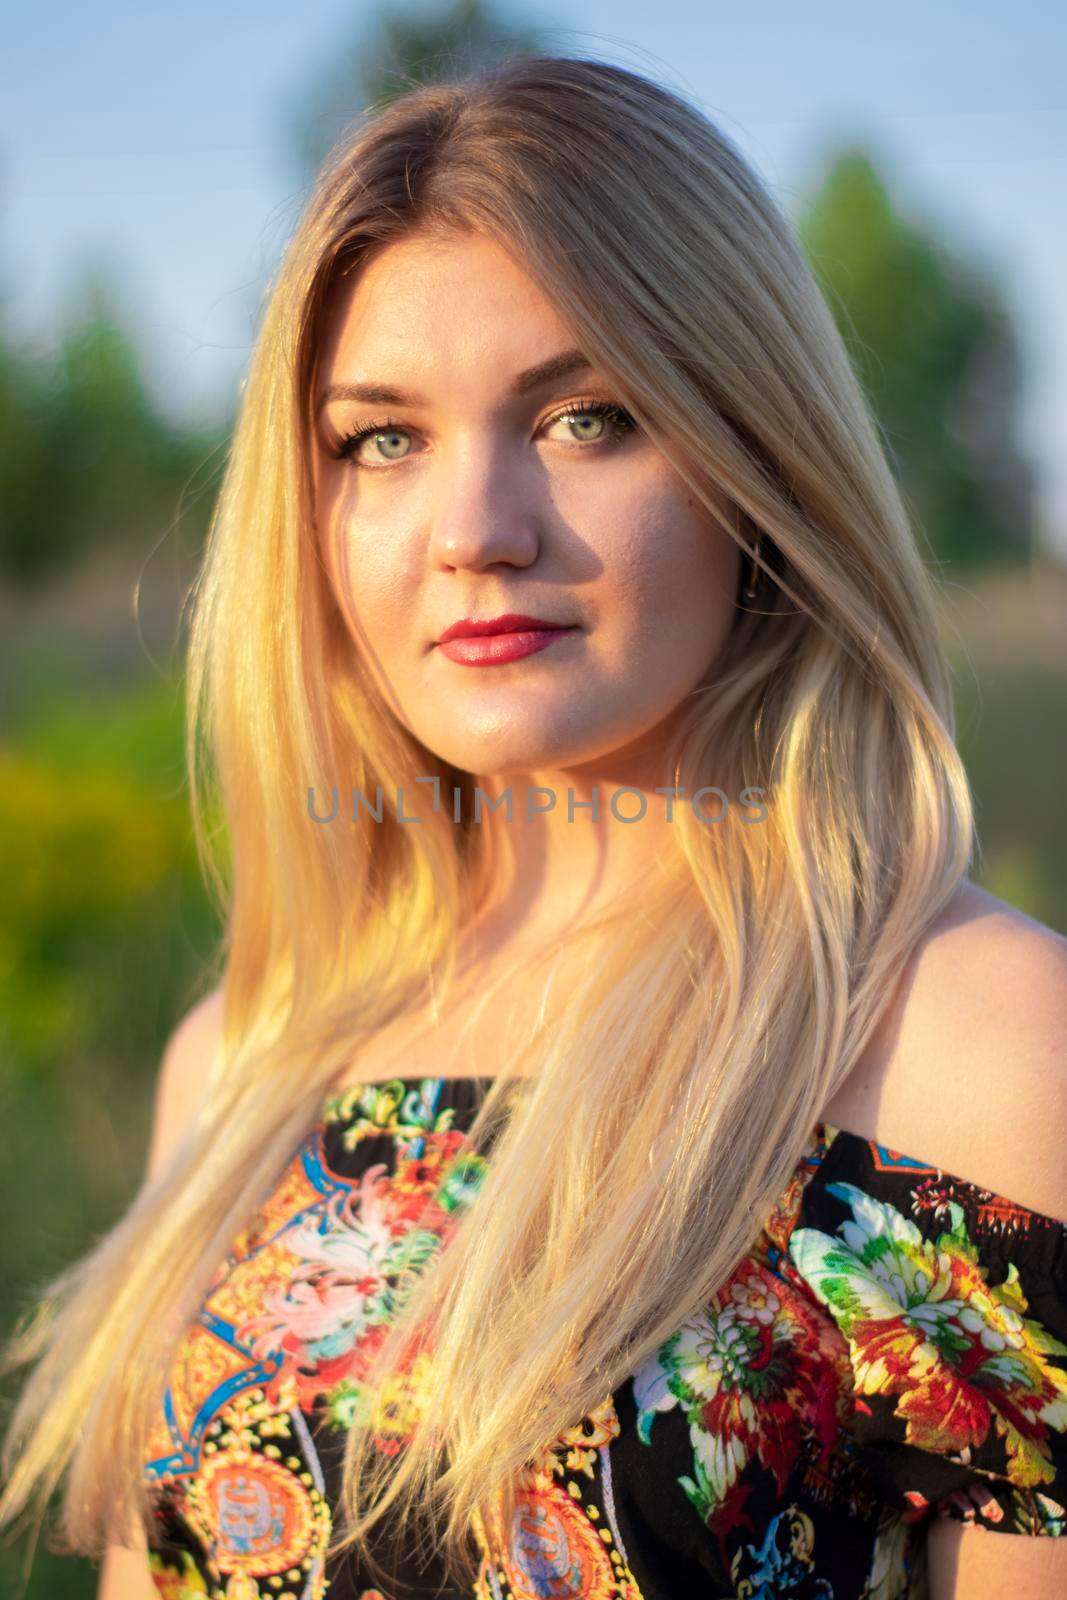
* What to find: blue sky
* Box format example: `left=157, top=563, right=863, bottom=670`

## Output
left=5, top=0, right=1067, bottom=554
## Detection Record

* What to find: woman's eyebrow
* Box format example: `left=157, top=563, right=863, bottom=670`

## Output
left=316, top=348, right=594, bottom=414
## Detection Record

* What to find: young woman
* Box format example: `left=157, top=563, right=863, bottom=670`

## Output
left=3, top=54, right=1066, bottom=1600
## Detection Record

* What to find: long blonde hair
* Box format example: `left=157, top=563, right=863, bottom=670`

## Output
left=1, top=52, right=975, bottom=1586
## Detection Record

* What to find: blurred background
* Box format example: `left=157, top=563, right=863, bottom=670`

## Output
left=2, top=1, right=1066, bottom=1593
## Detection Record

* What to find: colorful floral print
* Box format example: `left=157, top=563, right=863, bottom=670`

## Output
left=727, top=1504, right=834, bottom=1598
left=631, top=1259, right=854, bottom=1523
left=788, top=1183, right=1067, bottom=1492
left=145, top=1089, right=1067, bottom=1600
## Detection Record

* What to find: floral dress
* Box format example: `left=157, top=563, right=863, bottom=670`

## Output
left=143, top=1075, right=1067, bottom=1600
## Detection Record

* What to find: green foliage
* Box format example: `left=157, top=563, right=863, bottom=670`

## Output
left=0, top=261, right=230, bottom=589
left=0, top=673, right=222, bottom=1599
left=796, top=150, right=1038, bottom=569
left=0, top=671, right=220, bottom=1220
left=0, top=712, right=201, bottom=1064
left=953, top=656, right=1067, bottom=929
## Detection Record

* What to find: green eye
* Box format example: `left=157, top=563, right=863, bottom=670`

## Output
left=553, top=410, right=608, bottom=441
left=546, top=400, right=635, bottom=447
left=336, top=425, right=413, bottom=465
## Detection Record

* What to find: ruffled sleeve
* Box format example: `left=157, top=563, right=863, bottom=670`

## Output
left=787, top=1122, right=1067, bottom=1537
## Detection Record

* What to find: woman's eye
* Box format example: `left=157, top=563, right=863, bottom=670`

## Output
left=545, top=401, right=635, bottom=446
left=335, top=424, right=414, bottom=466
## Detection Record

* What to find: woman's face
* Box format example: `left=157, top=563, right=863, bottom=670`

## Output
left=313, top=227, right=741, bottom=782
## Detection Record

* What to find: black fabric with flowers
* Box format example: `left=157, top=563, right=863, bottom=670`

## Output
left=143, top=1075, right=1067, bottom=1599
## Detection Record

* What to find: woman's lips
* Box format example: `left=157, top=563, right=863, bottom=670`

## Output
left=436, top=627, right=579, bottom=665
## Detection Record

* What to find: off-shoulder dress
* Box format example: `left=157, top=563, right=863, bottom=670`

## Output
left=142, top=1074, right=1067, bottom=1600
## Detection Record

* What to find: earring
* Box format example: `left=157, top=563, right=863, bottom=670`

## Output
left=741, top=537, right=762, bottom=603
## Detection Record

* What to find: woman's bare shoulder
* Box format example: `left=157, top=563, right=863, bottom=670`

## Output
left=97, top=1536, right=157, bottom=1600
left=144, top=983, right=226, bottom=1183
left=822, top=879, right=1067, bottom=1223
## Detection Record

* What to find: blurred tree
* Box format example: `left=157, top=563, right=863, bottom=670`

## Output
left=0, top=327, right=53, bottom=585
left=796, top=149, right=1038, bottom=570
left=282, top=0, right=550, bottom=189
left=0, top=257, right=229, bottom=589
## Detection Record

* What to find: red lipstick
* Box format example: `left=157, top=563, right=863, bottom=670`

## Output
left=436, top=613, right=578, bottom=667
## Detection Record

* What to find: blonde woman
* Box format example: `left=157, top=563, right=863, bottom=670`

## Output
left=3, top=53, right=1067, bottom=1600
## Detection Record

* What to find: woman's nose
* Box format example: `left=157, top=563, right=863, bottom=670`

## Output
left=426, top=440, right=543, bottom=570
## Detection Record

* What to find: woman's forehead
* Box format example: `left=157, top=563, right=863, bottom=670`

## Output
left=316, top=234, right=586, bottom=403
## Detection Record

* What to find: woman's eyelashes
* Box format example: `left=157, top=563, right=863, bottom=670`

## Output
left=332, top=397, right=637, bottom=469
